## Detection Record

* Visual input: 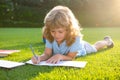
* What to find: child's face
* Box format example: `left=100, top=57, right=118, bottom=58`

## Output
left=50, top=28, right=67, bottom=44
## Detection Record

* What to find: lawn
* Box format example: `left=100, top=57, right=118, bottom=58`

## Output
left=0, top=27, right=120, bottom=80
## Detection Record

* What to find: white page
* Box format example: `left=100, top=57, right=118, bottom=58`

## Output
left=0, top=60, right=25, bottom=69
left=26, top=60, right=87, bottom=68
left=0, top=50, right=20, bottom=54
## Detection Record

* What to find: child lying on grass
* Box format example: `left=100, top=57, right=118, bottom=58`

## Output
left=32, top=5, right=114, bottom=64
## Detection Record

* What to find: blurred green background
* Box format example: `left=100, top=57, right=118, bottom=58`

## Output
left=0, top=0, right=120, bottom=28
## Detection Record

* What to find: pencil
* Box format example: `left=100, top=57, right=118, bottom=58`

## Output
left=30, top=44, right=38, bottom=60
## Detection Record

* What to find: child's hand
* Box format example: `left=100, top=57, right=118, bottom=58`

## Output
left=31, top=56, right=41, bottom=64
left=31, top=56, right=37, bottom=64
left=46, top=54, right=62, bottom=64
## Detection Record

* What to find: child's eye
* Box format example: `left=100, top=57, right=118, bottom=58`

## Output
left=59, top=31, right=63, bottom=33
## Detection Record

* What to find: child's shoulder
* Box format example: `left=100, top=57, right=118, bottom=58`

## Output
left=76, top=36, right=82, bottom=40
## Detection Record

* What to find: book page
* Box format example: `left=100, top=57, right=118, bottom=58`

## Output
left=26, top=60, right=87, bottom=68
left=0, top=50, right=20, bottom=54
left=0, top=60, right=25, bottom=68
left=0, top=50, right=20, bottom=57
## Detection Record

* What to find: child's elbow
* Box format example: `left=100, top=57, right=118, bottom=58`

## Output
left=68, top=55, right=76, bottom=60
left=71, top=56, right=76, bottom=60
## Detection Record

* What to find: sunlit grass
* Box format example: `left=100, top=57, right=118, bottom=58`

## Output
left=0, top=27, right=120, bottom=80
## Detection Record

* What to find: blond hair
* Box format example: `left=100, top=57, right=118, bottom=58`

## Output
left=43, top=5, right=83, bottom=46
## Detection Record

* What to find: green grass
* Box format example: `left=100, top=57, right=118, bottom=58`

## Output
left=0, top=28, right=120, bottom=80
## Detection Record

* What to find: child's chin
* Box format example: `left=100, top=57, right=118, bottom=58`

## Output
left=56, top=40, right=62, bottom=42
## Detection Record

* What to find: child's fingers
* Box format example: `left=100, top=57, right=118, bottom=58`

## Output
left=31, top=56, right=37, bottom=64
left=37, top=56, right=41, bottom=64
left=46, top=58, right=60, bottom=64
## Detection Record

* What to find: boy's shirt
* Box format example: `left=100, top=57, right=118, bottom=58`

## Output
left=45, top=36, right=86, bottom=56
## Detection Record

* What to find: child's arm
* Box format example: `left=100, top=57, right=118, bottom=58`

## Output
left=46, top=52, right=77, bottom=64
left=31, top=48, right=52, bottom=64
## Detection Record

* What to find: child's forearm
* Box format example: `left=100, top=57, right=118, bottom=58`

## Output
left=61, top=52, right=77, bottom=61
left=60, top=54, right=75, bottom=61
left=39, top=53, right=51, bottom=61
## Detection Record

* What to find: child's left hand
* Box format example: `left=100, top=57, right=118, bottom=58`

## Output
left=46, top=54, right=62, bottom=64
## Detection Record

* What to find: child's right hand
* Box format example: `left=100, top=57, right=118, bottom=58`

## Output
left=31, top=56, right=40, bottom=64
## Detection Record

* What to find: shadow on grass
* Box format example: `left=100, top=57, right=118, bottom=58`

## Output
left=0, top=42, right=45, bottom=59
left=0, top=42, right=54, bottom=79
left=0, top=42, right=114, bottom=79
left=0, top=64, right=54, bottom=80
left=0, top=42, right=45, bottom=50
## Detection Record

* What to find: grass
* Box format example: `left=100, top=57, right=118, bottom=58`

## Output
left=0, top=27, right=120, bottom=80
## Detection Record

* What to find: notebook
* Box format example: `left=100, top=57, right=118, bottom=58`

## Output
left=0, top=50, right=20, bottom=57
left=26, top=60, right=87, bottom=68
left=0, top=60, right=25, bottom=69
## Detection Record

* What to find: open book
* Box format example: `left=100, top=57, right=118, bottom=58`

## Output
left=0, top=60, right=87, bottom=68
left=26, top=60, right=87, bottom=68
left=0, top=60, right=25, bottom=69
left=0, top=50, right=20, bottom=57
